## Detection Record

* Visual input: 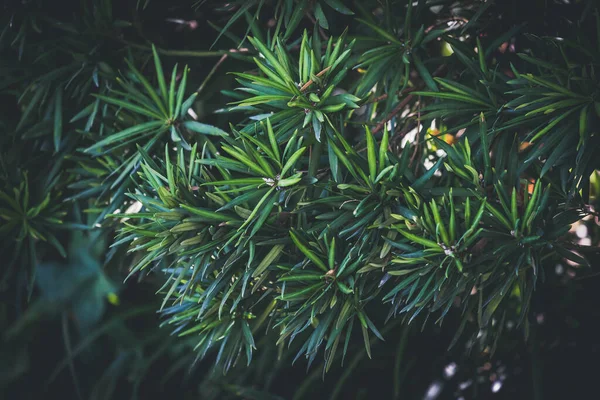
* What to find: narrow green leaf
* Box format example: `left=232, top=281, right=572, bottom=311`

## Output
left=206, top=178, right=265, bottom=186
left=361, top=323, right=372, bottom=359
left=183, top=121, right=228, bottom=136
left=281, top=147, right=306, bottom=177
left=523, top=179, right=541, bottom=224
left=328, top=237, right=336, bottom=270
left=511, top=187, right=518, bottom=225
left=248, top=37, right=293, bottom=86
left=266, top=118, right=281, bottom=161
left=413, top=53, right=438, bottom=92
left=168, top=64, right=178, bottom=117
left=179, top=204, right=231, bottom=222
left=430, top=200, right=450, bottom=245
left=464, top=197, right=471, bottom=227
left=290, top=230, right=329, bottom=272
left=412, top=92, right=490, bottom=107
left=555, top=246, right=590, bottom=267
left=281, top=282, right=324, bottom=301
left=239, top=188, right=275, bottom=231
left=378, top=125, right=389, bottom=174
left=480, top=113, right=491, bottom=185
left=476, top=37, right=486, bottom=75
left=449, top=193, right=456, bottom=243
left=412, top=156, right=444, bottom=190
left=53, top=87, right=63, bottom=152
left=125, top=58, right=168, bottom=117
left=323, top=0, right=354, bottom=15
left=85, top=120, right=165, bottom=153
left=578, top=104, right=588, bottom=149
left=522, top=74, right=583, bottom=98
left=356, top=19, right=401, bottom=44
left=222, top=145, right=268, bottom=176
left=278, top=274, right=323, bottom=282
left=485, top=202, right=512, bottom=231
left=314, top=3, right=329, bottom=29
left=394, top=228, right=442, bottom=250
left=152, top=44, right=168, bottom=105
left=284, top=0, right=309, bottom=40
left=253, top=244, right=285, bottom=277
left=93, top=94, right=163, bottom=120
left=237, top=95, right=291, bottom=107
left=434, top=77, right=489, bottom=102
left=312, top=114, right=322, bottom=142
left=364, top=127, right=377, bottom=181
left=530, top=108, right=576, bottom=143
left=174, top=66, right=189, bottom=118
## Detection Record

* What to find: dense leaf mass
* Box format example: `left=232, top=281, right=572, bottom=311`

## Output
left=1, top=0, right=600, bottom=399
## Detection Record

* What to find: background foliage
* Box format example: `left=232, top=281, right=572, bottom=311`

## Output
left=1, top=0, right=600, bottom=399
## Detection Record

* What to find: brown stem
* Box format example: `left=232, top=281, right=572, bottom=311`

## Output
left=372, top=90, right=416, bottom=134
left=372, top=64, right=447, bottom=134
left=370, top=93, right=390, bottom=103
left=306, top=13, right=330, bottom=41
left=299, top=66, right=332, bottom=92
left=409, top=139, right=420, bottom=167
left=197, top=53, right=229, bottom=94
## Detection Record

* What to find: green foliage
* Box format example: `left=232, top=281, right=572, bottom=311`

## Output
left=415, top=31, right=600, bottom=199
left=2, top=0, right=600, bottom=399
left=0, top=172, right=68, bottom=291
left=230, top=31, right=358, bottom=142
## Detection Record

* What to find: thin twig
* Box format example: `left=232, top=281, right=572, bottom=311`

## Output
left=197, top=53, right=229, bottom=94
left=306, top=14, right=330, bottom=41
left=409, top=102, right=422, bottom=166
left=372, top=64, right=447, bottom=134
left=299, top=66, right=331, bottom=92
left=114, top=37, right=249, bottom=58
left=389, top=122, right=416, bottom=148
left=372, top=90, right=416, bottom=134
left=62, top=312, right=83, bottom=400
left=370, top=93, right=390, bottom=103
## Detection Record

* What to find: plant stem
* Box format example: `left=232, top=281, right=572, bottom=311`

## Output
left=197, top=54, right=229, bottom=94
left=393, top=325, right=410, bottom=399
left=62, top=312, right=83, bottom=400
